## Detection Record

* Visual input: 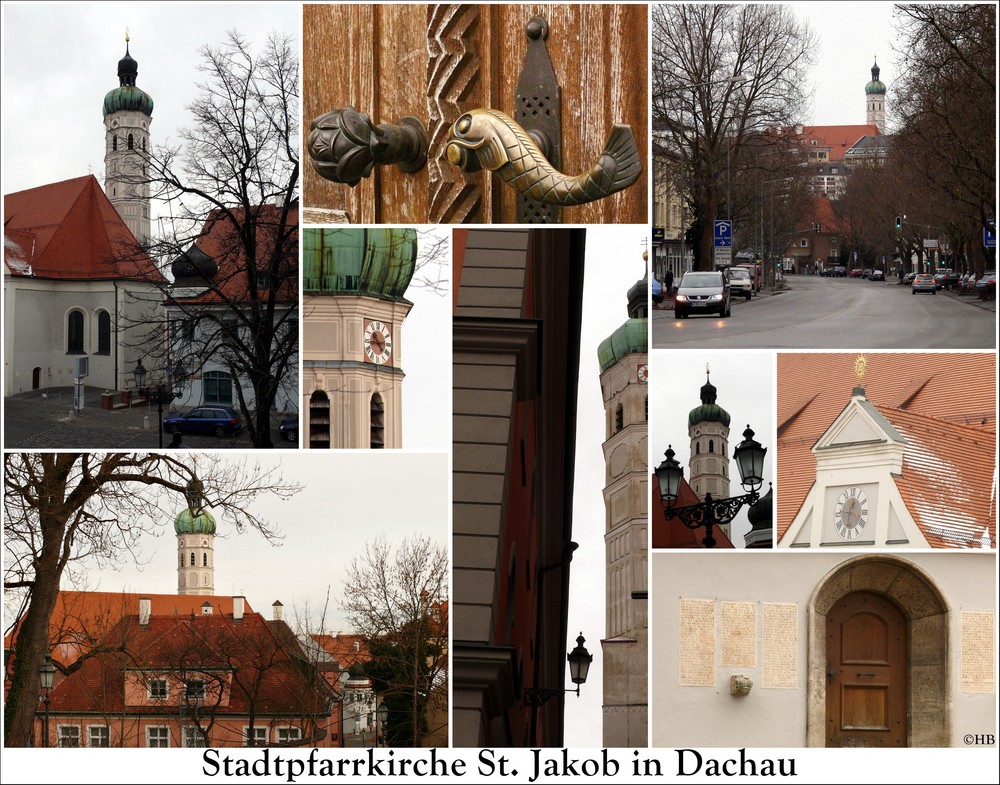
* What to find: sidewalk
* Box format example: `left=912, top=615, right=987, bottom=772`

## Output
left=2, top=385, right=278, bottom=449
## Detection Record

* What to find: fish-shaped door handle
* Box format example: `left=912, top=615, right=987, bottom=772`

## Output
left=445, top=109, right=641, bottom=206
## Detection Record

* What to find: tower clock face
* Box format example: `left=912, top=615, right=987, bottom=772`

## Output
left=364, top=320, right=392, bottom=365
left=637, top=364, right=648, bottom=383
left=834, top=487, right=869, bottom=540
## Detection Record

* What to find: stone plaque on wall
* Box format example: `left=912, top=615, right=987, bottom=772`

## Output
left=762, top=602, right=797, bottom=689
left=721, top=601, right=756, bottom=667
left=679, top=598, right=715, bottom=687
left=961, top=610, right=995, bottom=694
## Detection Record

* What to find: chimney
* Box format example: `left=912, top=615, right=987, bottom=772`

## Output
left=201, top=602, right=213, bottom=615
left=272, top=600, right=284, bottom=621
left=233, top=596, right=245, bottom=622
left=139, top=597, right=151, bottom=627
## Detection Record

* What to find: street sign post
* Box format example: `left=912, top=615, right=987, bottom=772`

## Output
left=713, top=247, right=732, bottom=266
left=985, top=220, right=995, bottom=249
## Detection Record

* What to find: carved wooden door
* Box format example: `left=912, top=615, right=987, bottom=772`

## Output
left=303, top=4, right=647, bottom=224
left=826, top=591, right=907, bottom=747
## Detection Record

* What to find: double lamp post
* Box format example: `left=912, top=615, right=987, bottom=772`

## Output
left=133, top=359, right=188, bottom=448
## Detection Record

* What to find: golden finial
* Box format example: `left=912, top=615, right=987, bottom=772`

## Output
left=125, top=27, right=130, bottom=44
left=643, top=250, right=648, bottom=262
left=706, top=363, right=711, bottom=379
left=854, top=354, right=868, bottom=385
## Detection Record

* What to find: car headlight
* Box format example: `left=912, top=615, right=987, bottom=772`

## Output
left=675, top=294, right=687, bottom=302
left=708, top=294, right=722, bottom=301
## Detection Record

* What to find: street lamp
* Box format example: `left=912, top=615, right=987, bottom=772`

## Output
left=133, top=359, right=189, bottom=448
left=655, top=426, right=768, bottom=548
left=523, top=633, right=593, bottom=707
left=376, top=702, right=388, bottom=747
left=39, top=654, right=56, bottom=748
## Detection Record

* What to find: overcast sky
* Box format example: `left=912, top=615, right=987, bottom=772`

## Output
left=564, top=227, right=649, bottom=746
left=61, top=452, right=449, bottom=634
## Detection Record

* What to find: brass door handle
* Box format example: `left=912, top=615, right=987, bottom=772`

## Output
left=308, top=107, right=428, bottom=186
left=445, top=109, right=641, bottom=206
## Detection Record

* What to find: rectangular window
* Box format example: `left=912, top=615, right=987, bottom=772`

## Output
left=276, top=727, right=301, bottom=745
left=88, top=725, right=110, bottom=748
left=148, top=678, right=168, bottom=700
left=243, top=726, right=268, bottom=747
left=58, top=725, right=81, bottom=747
left=185, top=679, right=205, bottom=701
left=184, top=726, right=207, bottom=748
left=147, top=726, right=169, bottom=748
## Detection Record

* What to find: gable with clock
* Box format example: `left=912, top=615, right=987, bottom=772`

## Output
left=781, top=389, right=927, bottom=548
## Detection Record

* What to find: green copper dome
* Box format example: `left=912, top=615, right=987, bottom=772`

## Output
left=103, top=86, right=154, bottom=117
left=688, top=372, right=731, bottom=428
left=865, top=59, right=886, bottom=95
left=174, top=506, right=216, bottom=535
left=598, top=318, right=648, bottom=372
left=303, top=228, right=416, bottom=302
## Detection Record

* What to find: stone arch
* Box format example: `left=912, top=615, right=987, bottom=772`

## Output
left=806, top=555, right=950, bottom=747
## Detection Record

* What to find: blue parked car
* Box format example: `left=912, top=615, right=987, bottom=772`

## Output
left=652, top=276, right=663, bottom=304
left=279, top=415, right=298, bottom=443
left=162, top=406, right=241, bottom=437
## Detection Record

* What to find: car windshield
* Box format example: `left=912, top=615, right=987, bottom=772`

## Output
left=729, top=269, right=749, bottom=279
left=681, top=273, right=722, bottom=288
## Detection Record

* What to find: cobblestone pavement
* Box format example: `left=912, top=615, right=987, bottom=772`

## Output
left=2, top=386, right=288, bottom=450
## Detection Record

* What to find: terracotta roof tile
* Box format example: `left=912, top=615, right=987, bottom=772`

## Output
left=651, top=475, right=736, bottom=549
left=3, top=175, right=162, bottom=281
left=777, top=353, right=996, bottom=542
left=796, top=124, right=880, bottom=161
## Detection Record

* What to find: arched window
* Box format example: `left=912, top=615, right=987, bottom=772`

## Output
left=127, top=133, right=134, bottom=150
left=67, top=311, right=85, bottom=354
left=203, top=371, right=233, bottom=405
left=708, top=439, right=715, bottom=453
left=644, top=397, right=648, bottom=421
left=97, top=311, right=111, bottom=354
left=309, top=390, right=330, bottom=449
left=112, top=136, right=118, bottom=152
left=370, top=393, right=385, bottom=449
left=615, top=404, right=624, bottom=433
left=695, top=443, right=701, bottom=455
left=203, top=553, right=208, bottom=567
left=190, top=553, right=196, bottom=566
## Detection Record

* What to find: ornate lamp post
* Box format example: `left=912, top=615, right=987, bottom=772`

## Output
left=376, top=702, right=388, bottom=748
left=523, top=633, right=593, bottom=707
left=39, top=654, right=56, bottom=747
left=655, top=425, right=768, bottom=548
left=134, top=359, right=188, bottom=448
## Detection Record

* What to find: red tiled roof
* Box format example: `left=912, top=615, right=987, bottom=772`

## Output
left=3, top=175, right=162, bottom=281
left=796, top=125, right=879, bottom=161
left=777, top=353, right=996, bottom=542
left=797, top=195, right=843, bottom=233
left=48, top=611, right=332, bottom=716
left=310, top=633, right=371, bottom=669
left=167, top=203, right=297, bottom=306
left=651, top=475, right=736, bottom=549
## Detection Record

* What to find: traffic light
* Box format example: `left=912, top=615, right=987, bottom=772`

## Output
left=895, top=216, right=902, bottom=230
left=814, top=223, right=821, bottom=234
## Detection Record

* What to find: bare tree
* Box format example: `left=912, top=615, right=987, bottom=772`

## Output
left=652, top=4, right=816, bottom=270
left=340, top=535, right=448, bottom=747
left=3, top=452, right=298, bottom=747
left=118, top=30, right=299, bottom=447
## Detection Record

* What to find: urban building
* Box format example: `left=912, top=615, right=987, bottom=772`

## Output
left=302, top=229, right=417, bottom=449
left=452, top=228, right=585, bottom=747
left=596, top=257, right=648, bottom=746
left=777, top=353, right=996, bottom=549
left=652, top=551, right=996, bottom=747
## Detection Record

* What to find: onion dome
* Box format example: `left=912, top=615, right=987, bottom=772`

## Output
left=865, top=58, right=886, bottom=95
left=103, top=39, right=154, bottom=117
left=170, top=244, right=218, bottom=285
left=303, top=228, right=416, bottom=302
left=174, top=506, right=216, bottom=535
left=598, top=318, right=648, bottom=372
left=688, top=369, right=731, bottom=428
left=747, top=486, right=773, bottom=531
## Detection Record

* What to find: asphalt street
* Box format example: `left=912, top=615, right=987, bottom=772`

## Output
left=652, top=275, right=996, bottom=350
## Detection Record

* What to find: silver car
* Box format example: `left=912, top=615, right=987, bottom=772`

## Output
left=911, top=273, right=937, bottom=294
left=674, top=271, right=732, bottom=318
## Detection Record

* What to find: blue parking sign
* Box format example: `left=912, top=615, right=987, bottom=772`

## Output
left=985, top=220, right=996, bottom=249
left=714, top=220, right=732, bottom=247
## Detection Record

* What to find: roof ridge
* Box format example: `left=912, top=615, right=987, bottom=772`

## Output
left=876, top=402, right=994, bottom=438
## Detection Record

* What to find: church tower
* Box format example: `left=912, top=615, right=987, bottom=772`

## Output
left=596, top=253, right=648, bottom=747
left=688, top=367, right=732, bottom=536
left=865, top=58, right=886, bottom=132
left=302, top=229, right=416, bottom=449
left=103, top=34, right=153, bottom=241
left=174, top=478, right=216, bottom=596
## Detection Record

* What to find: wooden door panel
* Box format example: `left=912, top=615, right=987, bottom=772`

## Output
left=827, top=591, right=906, bottom=747
left=305, top=4, right=647, bottom=224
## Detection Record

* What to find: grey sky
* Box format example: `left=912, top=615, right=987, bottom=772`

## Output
left=649, top=351, right=775, bottom=549
left=565, top=227, right=649, bottom=746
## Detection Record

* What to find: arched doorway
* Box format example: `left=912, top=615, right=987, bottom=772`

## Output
left=32, top=367, right=41, bottom=390
left=825, top=591, right=906, bottom=747
left=807, top=555, right=949, bottom=747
